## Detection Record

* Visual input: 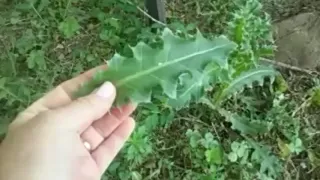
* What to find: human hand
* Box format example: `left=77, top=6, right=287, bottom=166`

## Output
left=0, top=66, right=136, bottom=180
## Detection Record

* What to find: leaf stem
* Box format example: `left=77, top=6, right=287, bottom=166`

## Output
left=64, top=0, right=72, bottom=19
left=30, top=3, right=44, bottom=22
left=127, top=1, right=166, bottom=27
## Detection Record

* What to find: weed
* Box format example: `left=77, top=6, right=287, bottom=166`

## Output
left=0, top=0, right=319, bottom=179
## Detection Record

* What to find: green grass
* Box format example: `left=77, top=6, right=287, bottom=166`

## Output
left=1, top=0, right=320, bottom=179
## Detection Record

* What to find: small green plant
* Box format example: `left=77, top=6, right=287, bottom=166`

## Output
left=185, top=129, right=225, bottom=179
left=125, top=125, right=154, bottom=166
left=310, top=86, right=320, bottom=106
left=27, top=49, right=46, bottom=69
left=58, top=16, right=81, bottom=38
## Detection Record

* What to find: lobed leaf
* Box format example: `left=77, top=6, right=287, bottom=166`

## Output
left=75, top=28, right=237, bottom=106
left=58, top=17, right=80, bottom=38
left=219, top=110, right=269, bottom=135
left=214, top=66, right=278, bottom=105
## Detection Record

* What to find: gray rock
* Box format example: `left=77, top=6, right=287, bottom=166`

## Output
left=273, top=12, right=320, bottom=70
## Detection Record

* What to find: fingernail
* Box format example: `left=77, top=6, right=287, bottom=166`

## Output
left=96, top=82, right=115, bottom=98
left=83, top=141, right=91, bottom=151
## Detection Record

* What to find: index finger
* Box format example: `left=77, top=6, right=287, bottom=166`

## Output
left=14, top=65, right=107, bottom=126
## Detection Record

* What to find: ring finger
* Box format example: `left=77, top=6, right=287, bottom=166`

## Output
left=80, top=103, right=136, bottom=151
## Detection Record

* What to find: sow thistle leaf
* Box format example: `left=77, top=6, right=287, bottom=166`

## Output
left=75, top=28, right=236, bottom=106
left=215, top=66, right=278, bottom=104
left=229, top=115, right=269, bottom=135
left=220, top=110, right=268, bottom=135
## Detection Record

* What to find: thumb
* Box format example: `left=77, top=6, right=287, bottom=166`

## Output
left=53, top=81, right=116, bottom=132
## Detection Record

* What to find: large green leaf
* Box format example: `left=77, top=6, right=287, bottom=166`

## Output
left=75, top=28, right=236, bottom=106
left=214, top=66, right=278, bottom=104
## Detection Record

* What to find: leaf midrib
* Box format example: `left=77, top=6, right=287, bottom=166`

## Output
left=116, top=44, right=231, bottom=87
left=223, top=68, right=274, bottom=96
left=229, top=69, right=273, bottom=87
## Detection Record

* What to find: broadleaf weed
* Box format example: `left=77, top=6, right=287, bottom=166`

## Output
left=0, top=0, right=319, bottom=179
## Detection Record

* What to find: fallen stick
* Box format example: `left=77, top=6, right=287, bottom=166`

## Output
left=137, top=6, right=167, bottom=27
left=260, top=58, right=320, bottom=76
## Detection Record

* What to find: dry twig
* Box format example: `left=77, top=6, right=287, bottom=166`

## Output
left=131, top=2, right=167, bottom=27
left=260, top=58, right=320, bottom=76
left=136, top=6, right=167, bottom=27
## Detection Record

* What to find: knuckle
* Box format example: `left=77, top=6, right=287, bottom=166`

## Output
left=9, top=110, right=53, bottom=131
left=77, top=95, right=100, bottom=108
left=8, top=111, right=55, bottom=133
left=75, top=95, right=109, bottom=120
left=33, top=110, right=58, bottom=127
left=78, top=95, right=99, bottom=109
left=36, top=110, right=53, bottom=120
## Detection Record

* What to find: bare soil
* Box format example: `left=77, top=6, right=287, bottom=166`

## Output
left=262, top=0, right=320, bottom=70
left=274, top=12, right=320, bottom=70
